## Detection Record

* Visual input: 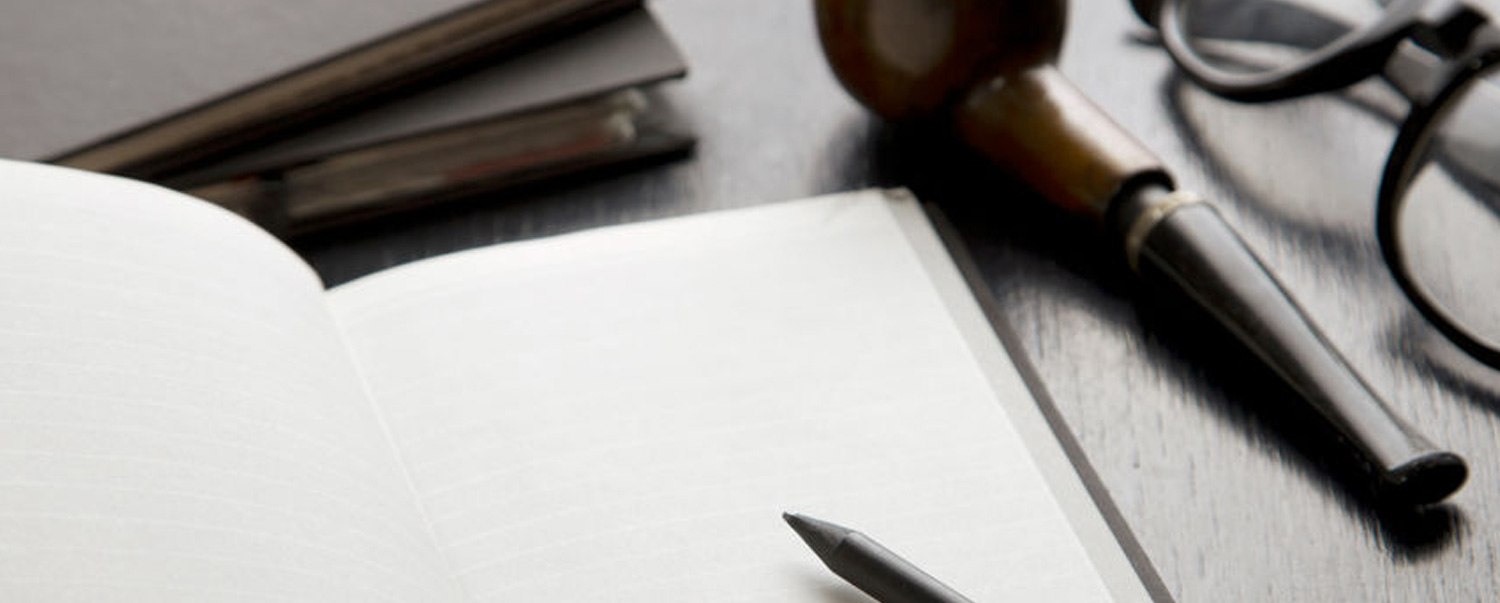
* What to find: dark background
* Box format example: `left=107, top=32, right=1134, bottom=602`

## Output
left=300, top=2, right=1500, bottom=600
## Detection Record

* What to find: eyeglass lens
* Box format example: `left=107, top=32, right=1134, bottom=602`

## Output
left=1398, top=65, right=1500, bottom=350
left=1174, top=0, right=1500, bottom=354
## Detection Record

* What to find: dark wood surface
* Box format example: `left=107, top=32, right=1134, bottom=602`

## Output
left=300, top=1, right=1500, bottom=601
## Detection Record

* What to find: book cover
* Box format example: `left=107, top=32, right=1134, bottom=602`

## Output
left=1, top=0, right=636, bottom=176
left=168, top=8, right=693, bottom=236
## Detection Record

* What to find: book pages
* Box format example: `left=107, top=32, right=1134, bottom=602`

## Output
left=0, top=161, right=459, bottom=601
left=330, top=189, right=1134, bottom=601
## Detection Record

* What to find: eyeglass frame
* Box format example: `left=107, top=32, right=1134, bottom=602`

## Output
left=1130, top=0, right=1500, bottom=368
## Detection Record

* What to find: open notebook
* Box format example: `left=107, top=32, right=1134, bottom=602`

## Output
left=0, top=160, right=1162, bottom=601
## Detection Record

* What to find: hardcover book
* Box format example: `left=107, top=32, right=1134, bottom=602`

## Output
left=2, top=0, right=636, bottom=176
left=167, top=8, right=692, bottom=236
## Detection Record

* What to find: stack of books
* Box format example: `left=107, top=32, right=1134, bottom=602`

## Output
left=3, top=0, right=691, bottom=236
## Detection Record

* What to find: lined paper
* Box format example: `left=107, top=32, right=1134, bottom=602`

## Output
left=331, top=190, right=1127, bottom=602
left=0, top=161, right=459, bottom=601
left=0, top=161, right=1144, bottom=601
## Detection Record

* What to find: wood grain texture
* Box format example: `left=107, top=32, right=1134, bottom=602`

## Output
left=300, top=1, right=1500, bottom=601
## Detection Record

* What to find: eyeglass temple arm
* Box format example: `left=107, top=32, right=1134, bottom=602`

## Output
left=1153, top=0, right=1423, bottom=102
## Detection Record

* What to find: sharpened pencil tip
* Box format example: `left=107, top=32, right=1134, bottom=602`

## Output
left=783, top=512, right=850, bottom=560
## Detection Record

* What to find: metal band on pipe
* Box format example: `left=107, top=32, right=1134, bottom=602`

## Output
left=1124, top=189, right=1205, bottom=271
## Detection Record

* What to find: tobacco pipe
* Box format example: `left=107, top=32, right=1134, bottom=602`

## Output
left=814, top=0, right=1467, bottom=504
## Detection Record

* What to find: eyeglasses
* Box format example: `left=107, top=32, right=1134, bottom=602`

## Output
left=1134, top=0, right=1500, bottom=368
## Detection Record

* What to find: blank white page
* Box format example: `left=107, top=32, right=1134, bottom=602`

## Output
left=0, top=161, right=460, bottom=601
left=329, top=189, right=1150, bottom=602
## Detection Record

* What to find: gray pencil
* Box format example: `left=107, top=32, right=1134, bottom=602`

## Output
left=783, top=512, right=976, bottom=603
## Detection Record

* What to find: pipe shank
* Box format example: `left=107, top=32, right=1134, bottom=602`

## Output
left=1122, top=189, right=1466, bottom=503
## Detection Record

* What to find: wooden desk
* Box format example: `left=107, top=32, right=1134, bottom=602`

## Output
left=301, top=2, right=1500, bottom=600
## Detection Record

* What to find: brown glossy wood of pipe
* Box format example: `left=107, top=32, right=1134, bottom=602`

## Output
left=814, top=0, right=1166, bottom=217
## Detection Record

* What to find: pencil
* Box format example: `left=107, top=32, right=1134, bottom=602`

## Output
left=783, top=512, right=975, bottom=603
